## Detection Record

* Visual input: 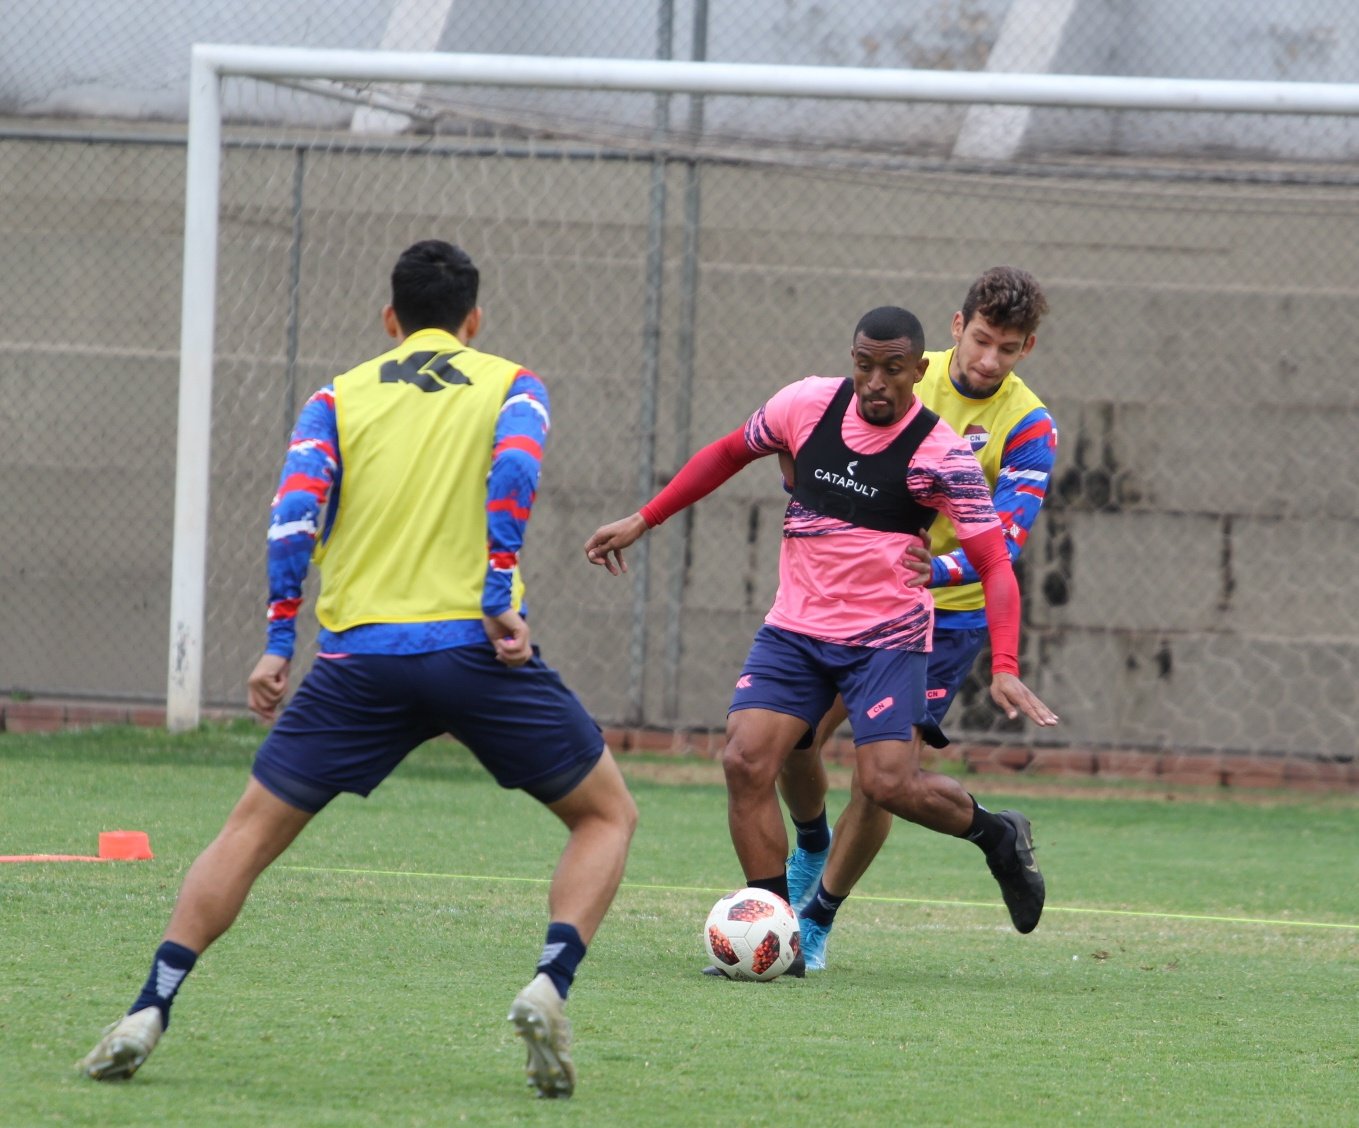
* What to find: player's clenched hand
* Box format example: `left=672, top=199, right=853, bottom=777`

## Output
left=900, top=542, right=932, bottom=588
left=585, top=513, right=649, bottom=575
left=989, top=672, right=1059, bottom=728
left=248, top=653, right=291, bottom=723
left=483, top=609, right=532, bottom=667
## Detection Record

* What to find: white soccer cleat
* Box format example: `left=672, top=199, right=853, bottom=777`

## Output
left=78, top=1006, right=164, bottom=1081
left=507, top=973, right=575, bottom=1098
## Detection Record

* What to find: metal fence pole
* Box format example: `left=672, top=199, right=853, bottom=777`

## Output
left=661, top=0, right=709, bottom=722
left=283, top=146, right=306, bottom=441
left=626, top=0, right=675, bottom=726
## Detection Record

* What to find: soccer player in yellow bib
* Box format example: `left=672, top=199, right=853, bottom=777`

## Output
left=779, top=266, right=1056, bottom=969
left=79, top=241, right=637, bottom=1098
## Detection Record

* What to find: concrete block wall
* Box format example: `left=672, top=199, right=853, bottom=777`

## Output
left=2, top=128, right=1355, bottom=764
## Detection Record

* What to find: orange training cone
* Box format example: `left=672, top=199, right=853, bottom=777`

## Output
left=98, top=831, right=154, bottom=861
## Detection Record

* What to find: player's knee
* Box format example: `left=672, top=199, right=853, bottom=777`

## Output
left=721, top=737, right=777, bottom=793
left=855, top=770, right=892, bottom=807
left=857, top=761, right=922, bottom=809
left=587, top=754, right=639, bottom=840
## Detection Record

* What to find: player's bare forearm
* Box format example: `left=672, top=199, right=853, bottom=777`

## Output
left=989, top=672, right=1059, bottom=728
left=585, top=512, right=649, bottom=575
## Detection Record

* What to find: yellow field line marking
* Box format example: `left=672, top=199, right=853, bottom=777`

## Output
left=277, top=865, right=1359, bottom=932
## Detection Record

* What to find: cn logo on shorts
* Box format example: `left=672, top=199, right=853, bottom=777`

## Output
left=736, top=674, right=754, bottom=689
left=867, top=696, right=894, bottom=719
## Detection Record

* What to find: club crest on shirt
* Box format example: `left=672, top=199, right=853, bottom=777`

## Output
left=963, top=423, right=990, bottom=453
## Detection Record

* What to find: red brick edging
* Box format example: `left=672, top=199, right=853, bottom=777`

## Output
left=599, top=726, right=1357, bottom=792
left=0, top=698, right=236, bottom=733
left=2, top=699, right=1352, bottom=792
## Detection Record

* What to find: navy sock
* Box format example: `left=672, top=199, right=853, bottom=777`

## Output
left=963, top=796, right=1014, bottom=856
left=801, top=879, right=847, bottom=926
left=130, top=940, right=198, bottom=1029
left=536, top=922, right=586, bottom=1001
left=792, top=808, right=831, bottom=855
left=748, top=873, right=792, bottom=907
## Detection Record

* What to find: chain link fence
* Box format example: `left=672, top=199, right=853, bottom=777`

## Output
left=1, top=2, right=1357, bottom=766
left=6, top=2, right=1359, bottom=113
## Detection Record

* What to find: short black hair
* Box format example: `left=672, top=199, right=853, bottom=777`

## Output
left=853, top=306, right=925, bottom=353
left=390, top=239, right=479, bottom=334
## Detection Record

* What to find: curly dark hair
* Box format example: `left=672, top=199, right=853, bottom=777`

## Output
left=960, top=266, right=1048, bottom=336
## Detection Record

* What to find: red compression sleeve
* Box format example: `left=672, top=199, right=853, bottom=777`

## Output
left=640, top=428, right=761, bottom=527
left=958, top=525, right=1021, bottom=676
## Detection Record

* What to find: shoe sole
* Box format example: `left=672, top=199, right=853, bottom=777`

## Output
left=82, top=1039, right=149, bottom=1081
left=508, top=998, right=575, bottom=1098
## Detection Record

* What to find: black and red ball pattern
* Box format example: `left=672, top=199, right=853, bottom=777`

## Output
left=749, top=930, right=783, bottom=975
left=707, top=926, right=740, bottom=966
left=726, top=897, right=777, bottom=924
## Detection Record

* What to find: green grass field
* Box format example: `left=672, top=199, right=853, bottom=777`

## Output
left=2, top=725, right=1356, bottom=1126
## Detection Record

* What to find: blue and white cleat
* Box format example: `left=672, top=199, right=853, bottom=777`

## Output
left=786, top=830, right=832, bottom=912
left=797, top=916, right=832, bottom=971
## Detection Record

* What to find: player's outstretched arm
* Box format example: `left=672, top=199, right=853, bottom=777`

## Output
left=585, top=513, right=649, bottom=575
left=586, top=427, right=763, bottom=576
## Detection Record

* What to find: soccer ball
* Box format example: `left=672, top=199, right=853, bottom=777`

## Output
left=703, top=887, right=801, bottom=981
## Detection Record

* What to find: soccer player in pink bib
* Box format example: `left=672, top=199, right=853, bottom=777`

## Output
left=585, top=305, right=1057, bottom=973
left=779, top=268, right=1057, bottom=969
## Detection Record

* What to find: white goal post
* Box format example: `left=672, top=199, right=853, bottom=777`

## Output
left=167, top=43, right=1359, bottom=731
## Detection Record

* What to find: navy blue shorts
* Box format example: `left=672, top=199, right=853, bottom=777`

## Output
left=925, top=626, right=987, bottom=729
left=730, top=625, right=929, bottom=745
left=252, top=645, right=603, bottom=814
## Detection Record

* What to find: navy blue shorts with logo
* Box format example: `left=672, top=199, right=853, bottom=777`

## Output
left=924, top=626, right=988, bottom=730
left=252, top=644, right=603, bottom=814
left=730, top=624, right=928, bottom=745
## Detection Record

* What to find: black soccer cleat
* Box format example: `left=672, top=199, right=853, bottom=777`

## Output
left=986, top=810, right=1045, bottom=934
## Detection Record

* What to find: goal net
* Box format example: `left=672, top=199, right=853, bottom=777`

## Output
left=154, top=47, right=1359, bottom=773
